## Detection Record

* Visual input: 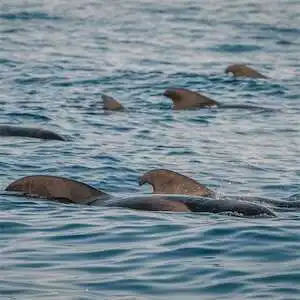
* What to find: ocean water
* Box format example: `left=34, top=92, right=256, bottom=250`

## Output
left=0, top=0, right=300, bottom=299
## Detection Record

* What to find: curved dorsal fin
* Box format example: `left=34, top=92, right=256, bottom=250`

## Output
left=102, top=94, right=124, bottom=111
left=5, top=175, right=109, bottom=204
left=225, top=64, right=267, bottom=79
left=139, top=169, right=214, bottom=197
left=163, top=88, right=219, bottom=110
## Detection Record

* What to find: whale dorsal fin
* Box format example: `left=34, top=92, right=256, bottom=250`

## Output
left=5, top=175, right=109, bottom=204
left=163, top=88, right=219, bottom=110
left=139, top=169, right=214, bottom=197
left=102, top=94, right=124, bottom=111
left=225, top=64, right=267, bottom=79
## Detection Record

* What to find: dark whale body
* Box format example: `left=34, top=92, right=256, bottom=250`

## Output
left=163, top=88, right=275, bottom=112
left=0, top=125, right=65, bottom=141
left=139, top=169, right=300, bottom=211
left=229, top=196, right=300, bottom=209
left=102, top=195, right=275, bottom=217
left=5, top=175, right=275, bottom=217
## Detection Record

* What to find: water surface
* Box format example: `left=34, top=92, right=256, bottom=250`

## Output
left=0, top=0, right=299, bottom=299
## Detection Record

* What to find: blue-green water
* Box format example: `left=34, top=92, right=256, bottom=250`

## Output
left=1, top=0, right=300, bottom=299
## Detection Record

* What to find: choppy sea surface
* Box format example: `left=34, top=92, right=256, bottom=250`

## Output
left=1, top=0, right=300, bottom=299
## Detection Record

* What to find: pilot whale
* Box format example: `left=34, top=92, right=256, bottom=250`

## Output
left=0, top=125, right=65, bottom=141
left=4, top=174, right=275, bottom=217
left=139, top=169, right=300, bottom=209
left=163, top=88, right=275, bottom=111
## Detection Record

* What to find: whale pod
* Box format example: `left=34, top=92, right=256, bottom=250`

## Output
left=5, top=173, right=276, bottom=217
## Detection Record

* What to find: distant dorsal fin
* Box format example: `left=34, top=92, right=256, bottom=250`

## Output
left=225, top=64, right=267, bottom=79
left=102, top=94, right=124, bottom=111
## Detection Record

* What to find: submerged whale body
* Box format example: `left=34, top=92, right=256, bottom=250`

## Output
left=5, top=174, right=275, bottom=217
left=0, top=125, right=65, bottom=141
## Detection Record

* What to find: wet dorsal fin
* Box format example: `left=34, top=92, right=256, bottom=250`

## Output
left=102, top=94, right=124, bottom=111
left=163, top=88, right=219, bottom=110
left=138, top=169, right=214, bottom=197
left=225, top=64, right=267, bottom=79
left=5, top=175, right=109, bottom=204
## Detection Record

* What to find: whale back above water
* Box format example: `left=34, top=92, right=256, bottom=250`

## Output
left=104, top=195, right=192, bottom=212
left=0, top=125, right=65, bottom=141
left=105, top=194, right=275, bottom=217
